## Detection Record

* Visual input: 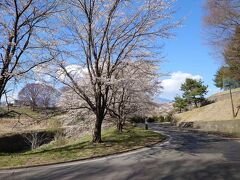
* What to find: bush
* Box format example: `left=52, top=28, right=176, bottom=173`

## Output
left=164, top=114, right=172, bottom=122
left=130, top=115, right=167, bottom=123
left=200, top=99, right=215, bottom=107
left=147, top=117, right=157, bottom=122
left=130, top=116, right=146, bottom=123
left=148, top=116, right=165, bottom=122
left=48, top=118, right=65, bottom=144
left=164, top=112, right=177, bottom=124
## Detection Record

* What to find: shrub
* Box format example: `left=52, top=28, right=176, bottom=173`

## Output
left=164, top=112, right=177, bottom=124
left=164, top=114, right=172, bottom=122
left=200, top=99, right=215, bottom=107
left=147, top=117, right=156, bottom=122
left=48, top=118, right=65, bottom=144
left=148, top=116, right=165, bottom=122
left=131, top=116, right=168, bottom=123
left=130, top=116, right=146, bottom=123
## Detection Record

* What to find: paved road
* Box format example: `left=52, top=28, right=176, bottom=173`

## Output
left=1, top=124, right=240, bottom=180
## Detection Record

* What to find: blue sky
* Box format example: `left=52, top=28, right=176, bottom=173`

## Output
left=159, top=0, right=222, bottom=100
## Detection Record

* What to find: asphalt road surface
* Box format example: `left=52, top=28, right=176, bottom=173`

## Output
left=1, top=124, right=240, bottom=180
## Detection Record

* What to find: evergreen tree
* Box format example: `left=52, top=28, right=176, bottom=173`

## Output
left=173, top=96, right=188, bottom=113
left=181, top=78, right=208, bottom=108
left=213, top=66, right=233, bottom=89
left=214, top=67, right=225, bottom=89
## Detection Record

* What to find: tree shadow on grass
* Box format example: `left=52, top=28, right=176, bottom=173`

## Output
left=22, top=129, right=159, bottom=157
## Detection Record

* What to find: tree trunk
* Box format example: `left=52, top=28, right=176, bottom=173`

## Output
left=117, top=118, right=123, bottom=132
left=0, top=78, right=7, bottom=103
left=0, top=91, right=3, bottom=103
left=92, top=115, right=103, bottom=143
left=92, top=84, right=106, bottom=143
left=32, top=104, right=36, bottom=111
left=194, top=101, right=198, bottom=108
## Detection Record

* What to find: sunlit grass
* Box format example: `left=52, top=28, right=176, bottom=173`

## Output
left=0, top=126, right=165, bottom=169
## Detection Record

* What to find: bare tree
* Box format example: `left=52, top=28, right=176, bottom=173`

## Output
left=203, top=0, right=240, bottom=55
left=0, top=0, right=59, bottom=102
left=18, top=83, right=41, bottom=110
left=39, top=84, right=60, bottom=108
left=18, top=83, right=60, bottom=110
left=53, top=0, right=178, bottom=142
left=22, top=131, right=53, bottom=150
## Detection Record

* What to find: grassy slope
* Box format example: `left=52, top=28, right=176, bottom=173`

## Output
left=0, top=107, right=43, bottom=118
left=0, top=107, right=61, bottom=136
left=0, top=126, right=165, bottom=169
left=209, top=87, right=240, bottom=97
left=176, top=89, right=240, bottom=122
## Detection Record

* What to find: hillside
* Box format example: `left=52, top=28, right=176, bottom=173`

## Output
left=151, top=102, right=174, bottom=117
left=208, top=88, right=240, bottom=102
left=176, top=88, right=240, bottom=123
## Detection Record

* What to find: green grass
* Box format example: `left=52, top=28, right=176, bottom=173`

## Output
left=0, top=126, right=165, bottom=169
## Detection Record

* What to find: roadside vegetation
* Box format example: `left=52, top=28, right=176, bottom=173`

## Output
left=0, top=126, right=165, bottom=169
left=130, top=114, right=174, bottom=124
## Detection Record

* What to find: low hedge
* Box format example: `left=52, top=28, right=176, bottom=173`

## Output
left=130, top=115, right=172, bottom=123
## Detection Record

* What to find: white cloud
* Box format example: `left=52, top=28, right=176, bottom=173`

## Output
left=160, top=71, right=202, bottom=100
left=56, top=64, right=88, bottom=82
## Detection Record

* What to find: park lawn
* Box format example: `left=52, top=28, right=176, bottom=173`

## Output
left=0, top=126, right=165, bottom=169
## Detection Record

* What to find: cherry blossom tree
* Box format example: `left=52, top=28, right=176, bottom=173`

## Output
left=108, top=61, right=161, bottom=132
left=58, top=61, right=161, bottom=132
left=53, top=0, right=178, bottom=142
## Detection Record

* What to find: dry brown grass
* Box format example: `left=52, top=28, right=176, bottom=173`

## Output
left=0, top=107, right=56, bottom=136
left=176, top=89, right=240, bottom=123
left=209, top=87, right=240, bottom=97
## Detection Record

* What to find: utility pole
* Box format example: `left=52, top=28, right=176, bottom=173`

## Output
left=226, top=83, right=237, bottom=118
left=229, top=87, right=236, bottom=117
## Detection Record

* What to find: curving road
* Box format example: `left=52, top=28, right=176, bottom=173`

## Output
left=1, top=124, right=240, bottom=180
